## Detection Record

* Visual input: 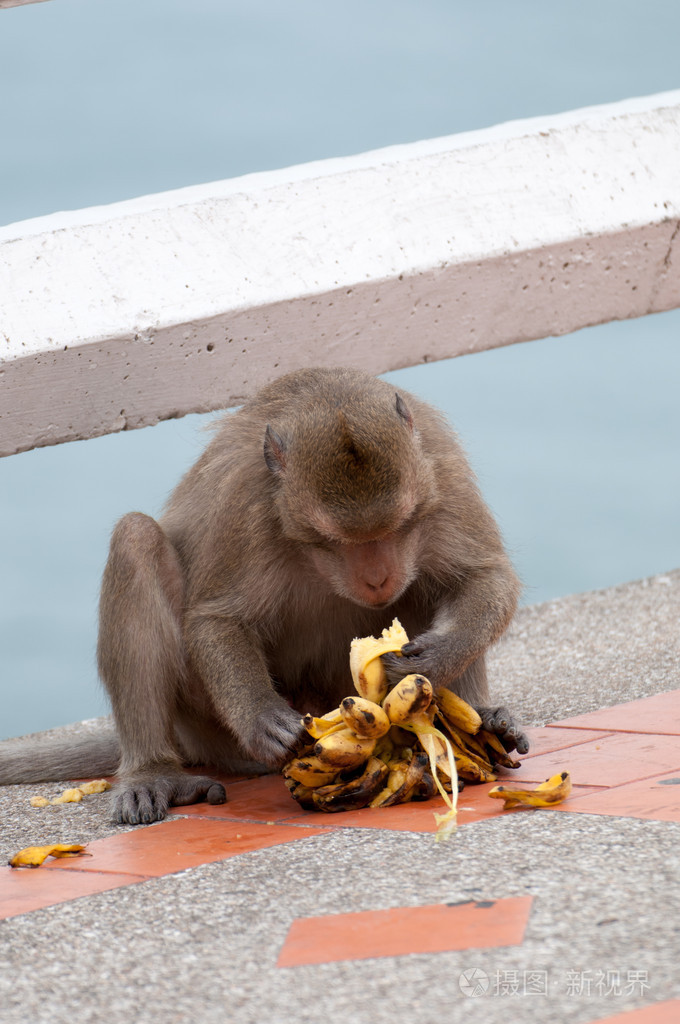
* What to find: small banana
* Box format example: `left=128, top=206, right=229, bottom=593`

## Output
left=349, top=618, right=409, bottom=703
left=283, top=779, right=317, bottom=809
left=312, top=756, right=389, bottom=812
left=301, top=709, right=344, bottom=740
left=283, top=755, right=339, bottom=787
left=340, top=696, right=391, bottom=739
left=382, top=674, right=433, bottom=724
left=314, top=727, right=377, bottom=769
left=436, top=688, right=483, bottom=734
left=453, top=751, right=497, bottom=784
left=478, top=729, right=522, bottom=769
left=369, top=751, right=429, bottom=807
left=488, top=770, right=572, bottom=809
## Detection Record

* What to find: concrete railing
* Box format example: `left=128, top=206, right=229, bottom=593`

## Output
left=1, top=90, right=679, bottom=458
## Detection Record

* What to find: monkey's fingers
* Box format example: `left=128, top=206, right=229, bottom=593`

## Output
left=171, top=776, right=227, bottom=808
left=475, top=706, right=530, bottom=755
left=111, top=783, right=169, bottom=826
left=381, top=635, right=448, bottom=688
left=246, top=705, right=309, bottom=767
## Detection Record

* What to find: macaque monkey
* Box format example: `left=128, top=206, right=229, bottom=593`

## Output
left=0, top=367, right=527, bottom=824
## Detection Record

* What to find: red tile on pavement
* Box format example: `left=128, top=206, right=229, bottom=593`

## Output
left=44, top=818, right=331, bottom=878
left=558, top=770, right=680, bottom=823
left=506, top=732, right=680, bottom=788
left=524, top=727, right=613, bottom=757
left=173, top=774, right=301, bottom=822
left=585, top=998, right=680, bottom=1023
left=277, top=895, right=533, bottom=966
left=0, top=865, right=146, bottom=921
left=552, top=690, right=680, bottom=735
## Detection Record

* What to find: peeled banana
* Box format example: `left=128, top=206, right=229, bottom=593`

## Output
left=349, top=619, right=409, bottom=703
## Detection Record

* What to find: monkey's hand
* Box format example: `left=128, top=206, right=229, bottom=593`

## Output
left=475, top=706, right=530, bottom=755
left=111, top=770, right=227, bottom=826
left=239, top=700, right=308, bottom=768
left=381, top=636, right=530, bottom=755
left=381, top=634, right=459, bottom=692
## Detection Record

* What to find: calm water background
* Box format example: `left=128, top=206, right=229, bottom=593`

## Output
left=1, top=0, right=679, bottom=738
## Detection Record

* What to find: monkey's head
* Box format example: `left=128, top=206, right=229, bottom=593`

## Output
left=263, top=385, right=438, bottom=608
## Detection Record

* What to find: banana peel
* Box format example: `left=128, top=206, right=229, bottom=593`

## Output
left=30, top=779, right=112, bottom=808
left=488, top=771, right=572, bottom=810
left=9, top=843, right=87, bottom=868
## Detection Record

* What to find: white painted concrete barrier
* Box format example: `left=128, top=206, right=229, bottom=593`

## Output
left=0, top=1, right=51, bottom=9
left=1, top=91, right=679, bottom=456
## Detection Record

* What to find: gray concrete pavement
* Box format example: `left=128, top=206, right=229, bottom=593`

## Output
left=1, top=570, right=679, bottom=1024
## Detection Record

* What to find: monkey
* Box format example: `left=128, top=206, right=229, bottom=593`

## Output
left=0, top=367, right=528, bottom=824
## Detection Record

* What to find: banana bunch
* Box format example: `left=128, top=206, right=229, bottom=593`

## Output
left=283, top=619, right=523, bottom=840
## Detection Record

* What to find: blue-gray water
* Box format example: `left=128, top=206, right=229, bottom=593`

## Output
left=1, top=0, right=679, bottom=738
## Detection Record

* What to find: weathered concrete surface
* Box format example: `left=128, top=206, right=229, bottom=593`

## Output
left=1, top=570, right=678, bottom=1024
left=2, top=90, right=680, bottom=455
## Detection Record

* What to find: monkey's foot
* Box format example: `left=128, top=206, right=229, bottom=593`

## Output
left=475, top=706, right=530, bottom=755
left=111, top=772, right=227, bottom=826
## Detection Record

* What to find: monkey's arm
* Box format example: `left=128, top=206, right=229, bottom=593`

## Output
left=184, top=613, right=307, bottom=765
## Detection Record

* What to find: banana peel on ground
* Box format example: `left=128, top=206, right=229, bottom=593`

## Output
left=9, top=844, right=88, bottom=868
left=487, top=771, right=572, bottom=810
left=30, top=779, right=111, bottom=808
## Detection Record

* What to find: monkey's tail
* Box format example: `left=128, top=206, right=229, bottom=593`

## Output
left=0, top=724, right=120, bottom=785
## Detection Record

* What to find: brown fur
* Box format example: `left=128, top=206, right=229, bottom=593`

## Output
left=0, top=367, right=526, bottom=823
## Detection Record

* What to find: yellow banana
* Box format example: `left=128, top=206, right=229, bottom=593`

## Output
left=453, top=752, right=497, bottom=784
left=301, top=709, right=344, bottom=740
left=369, top=751, right=429, bottom=807
left=435, top=715, right=494, bottom=771
left=479, top=729, right=522, bottom=769
left=349, top=618, right=409, bottom=703
left=283, top=755, right=339, bottom=787
left=382, top=674, right=433, bottom=724
left=312, top=756, right=389, bottom=812
left=340, top=696, right=391, bottom=738
left=283, top=779, right=317, bottom=809
left=314, top=727, right=377, bottom=769
left=488, top=771, right=572, bottom=809
left=436, top=689, right=483, bottom=735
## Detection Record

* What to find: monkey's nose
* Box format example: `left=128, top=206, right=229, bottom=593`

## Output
left=365, top=575, right=389, bottom=593
left=363, top=576, right=396, bottom=605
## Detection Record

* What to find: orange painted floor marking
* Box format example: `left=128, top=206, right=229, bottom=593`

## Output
left=507, top=732, right=680, bottom=788
left=552, top=689, right=680, bottom=735
left=42, top=817, right=331, bottom=878
left=524, top=726, right=614, bottom=757
left=556, top=770, right=680, bottom=823
left=174, top=773, right=307, bottom=822
left=0, top=866, right=148, bottom=921
left=276, top=895, right=533, bottom=967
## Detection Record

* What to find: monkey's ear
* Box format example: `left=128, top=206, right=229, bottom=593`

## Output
left=395, top=393, right=414, bottom=431
left=264, top=424, right=288, bottom=474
